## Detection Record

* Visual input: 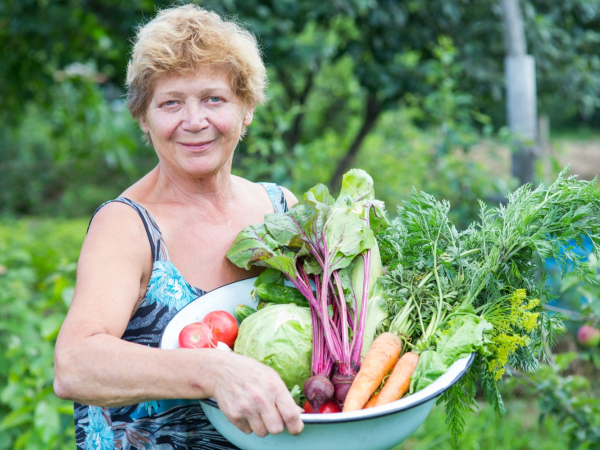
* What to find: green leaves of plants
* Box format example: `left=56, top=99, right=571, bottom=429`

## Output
left=410, top=314, right=493, bottom=393
left=227, top=169, right=389, bottom=376
left=33, top=401, right=60, bottom=444
left=228, top=170, right=384, bottom=281
left=325, top=207, right=375, bottom=273
left=380, top=168, right=600, bottom=443
left=225, top=223, right=300, bottom=280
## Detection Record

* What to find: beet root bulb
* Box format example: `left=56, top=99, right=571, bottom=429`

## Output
left=303, top=376, right=335, bottom=412
left=331, top=371, right=355, bottom=405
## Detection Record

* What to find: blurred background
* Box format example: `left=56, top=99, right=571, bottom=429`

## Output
left=0, top=1, right=599, bottom=448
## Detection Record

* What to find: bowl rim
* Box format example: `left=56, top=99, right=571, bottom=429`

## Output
left=200, top=352, right=474, bottom=424
left=157, top=275, right=256, bottom=350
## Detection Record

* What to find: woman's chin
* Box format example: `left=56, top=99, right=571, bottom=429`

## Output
left=179, top=158, right=231, bottom=179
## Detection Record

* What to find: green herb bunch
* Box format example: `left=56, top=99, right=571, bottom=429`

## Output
left=378, top=169, right=600, bottom=442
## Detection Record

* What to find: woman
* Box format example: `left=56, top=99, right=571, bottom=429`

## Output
left=53, top=4, right=304, bottom=449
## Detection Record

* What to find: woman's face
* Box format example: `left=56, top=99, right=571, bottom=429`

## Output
left=141, top=68, right=253, bottom=179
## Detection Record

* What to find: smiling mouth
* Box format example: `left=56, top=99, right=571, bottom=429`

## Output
left=179, top=140, right=215, bottom=151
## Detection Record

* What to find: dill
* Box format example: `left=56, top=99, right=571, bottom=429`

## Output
left=379, top=169, right=600, bottom=442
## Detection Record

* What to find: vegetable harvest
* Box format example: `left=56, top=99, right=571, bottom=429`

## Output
left=227, top=169, right=389, bottom=408
left=377, top=168, right=600, bottom=440
left=224, top=168, right=600, bottom=443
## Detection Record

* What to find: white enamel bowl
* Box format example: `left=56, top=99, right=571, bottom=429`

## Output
left=159, top=277, right=474, bottom=450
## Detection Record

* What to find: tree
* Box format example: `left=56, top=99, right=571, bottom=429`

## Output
left=2, top=0, right=599, bottom=210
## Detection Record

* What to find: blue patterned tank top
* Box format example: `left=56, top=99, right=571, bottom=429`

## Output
left=74, top=183, right=289, bottom=450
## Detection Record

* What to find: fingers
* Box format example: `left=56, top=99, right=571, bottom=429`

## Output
left=227, top=393, right=303, bottom=437
left=259, top=407, right=285, bottom=436
left=228, top=410, right=275, bottom=437
left=246, top=414, right=269, bottom=437
left=230, top=417, right=252, bottom=435
left=213, top=355, right=304, bottom=437
left=276, top=394, right=304, bottom=436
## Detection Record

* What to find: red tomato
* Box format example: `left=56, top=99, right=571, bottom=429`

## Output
left=319, top=400, right=341, bottom=414
left=178, top=322, right=216, bottom=349
left=302, top=401, right=314, bottom=413
left=302, top=400, right=340, bottom=414
left=202, top=311, right=239, bottom=348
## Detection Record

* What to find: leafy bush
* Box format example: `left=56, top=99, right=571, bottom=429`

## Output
left=0, top=77, right=155, bottom=217
left=0, top=219, right=85, bottom=449
left=400, top=399, right=570, bottom=450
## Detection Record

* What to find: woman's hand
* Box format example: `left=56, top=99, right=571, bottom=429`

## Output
left=209, top=352, right=304, bottom=437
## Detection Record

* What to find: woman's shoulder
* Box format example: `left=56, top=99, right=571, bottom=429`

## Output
left=86, top=200, right=151, bottom=256
left=233, top=176, right=298, bottom=209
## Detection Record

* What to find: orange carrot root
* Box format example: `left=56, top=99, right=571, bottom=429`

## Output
left=342, top=332, right=402, bottom=412
left=374, top=351, right=420, bottom=407
left=363, top=392, right=380, bottom=409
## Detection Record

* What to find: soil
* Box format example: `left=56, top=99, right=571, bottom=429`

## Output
left=468, top=138, right=600, bottom=182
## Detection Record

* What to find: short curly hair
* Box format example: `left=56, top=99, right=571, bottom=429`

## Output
left=126, top=4, right=267, bottom=123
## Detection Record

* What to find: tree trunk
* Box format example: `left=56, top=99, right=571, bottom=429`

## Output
left=329, top=93, right=382, bottom=191
left=500, top=0, right=538, bottom=185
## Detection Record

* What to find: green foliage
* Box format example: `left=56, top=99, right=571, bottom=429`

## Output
left=437, top=355, right=480, bottom=443
left=506, top=353, right=600, bottom=449
left=0, top=219, right=85, bottom=449
left=399, top=400, right=571, bottom=450
left=0, top=78, right=155, bottom=216
left=379, top=169, right=600, bottom=442
left=3, top=0, right=599, bottom=218
left=0, top=0, right=172, bottom=123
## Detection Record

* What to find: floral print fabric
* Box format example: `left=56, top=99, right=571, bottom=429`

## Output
left=74, top=183, right=288, bottom=449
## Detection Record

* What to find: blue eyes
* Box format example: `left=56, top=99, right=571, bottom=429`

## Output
left=162, top=97, right=222, bottom=107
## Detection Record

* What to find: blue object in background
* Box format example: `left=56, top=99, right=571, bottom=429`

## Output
left=545, top=236, right=594, bottom=306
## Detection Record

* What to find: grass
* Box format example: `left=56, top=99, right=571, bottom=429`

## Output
left=392, top=399, right=570, bottom=450
left=550, top=125, right=600, bottom=141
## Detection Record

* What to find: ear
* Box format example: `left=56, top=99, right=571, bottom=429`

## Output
left=242, top=108, right=254, bottom=127
left=140, top=115, right=149, bottom=134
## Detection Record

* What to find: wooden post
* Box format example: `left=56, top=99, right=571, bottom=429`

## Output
left=500, top=0, right=538, bottom=185
left=538, top=114, right=552, bottom=183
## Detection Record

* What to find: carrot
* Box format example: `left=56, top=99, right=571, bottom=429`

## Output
left=342, top=332, right=402, bottom=412
left=374, top=351, right=420, bottom=407
left=363, top=392, right=380, bottom=409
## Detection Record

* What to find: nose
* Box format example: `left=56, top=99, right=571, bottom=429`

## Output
left=182, top=101, right=209, bottom=132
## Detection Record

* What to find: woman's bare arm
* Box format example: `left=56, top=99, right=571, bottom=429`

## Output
left=53, top=202, right=303, bottom=436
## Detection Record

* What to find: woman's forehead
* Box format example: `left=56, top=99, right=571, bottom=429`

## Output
left=153, top=69, right=233, bottom=97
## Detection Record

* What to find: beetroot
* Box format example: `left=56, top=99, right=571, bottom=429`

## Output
left=331, top=369, right=356, bottom=405
left=304, top=375, right=334, bottom=412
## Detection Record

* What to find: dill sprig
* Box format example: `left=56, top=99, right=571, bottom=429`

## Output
left=379, top=168, right=600, bottom=442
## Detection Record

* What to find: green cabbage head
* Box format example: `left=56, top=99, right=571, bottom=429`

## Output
left=234, top=303, right=312, bottom=390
